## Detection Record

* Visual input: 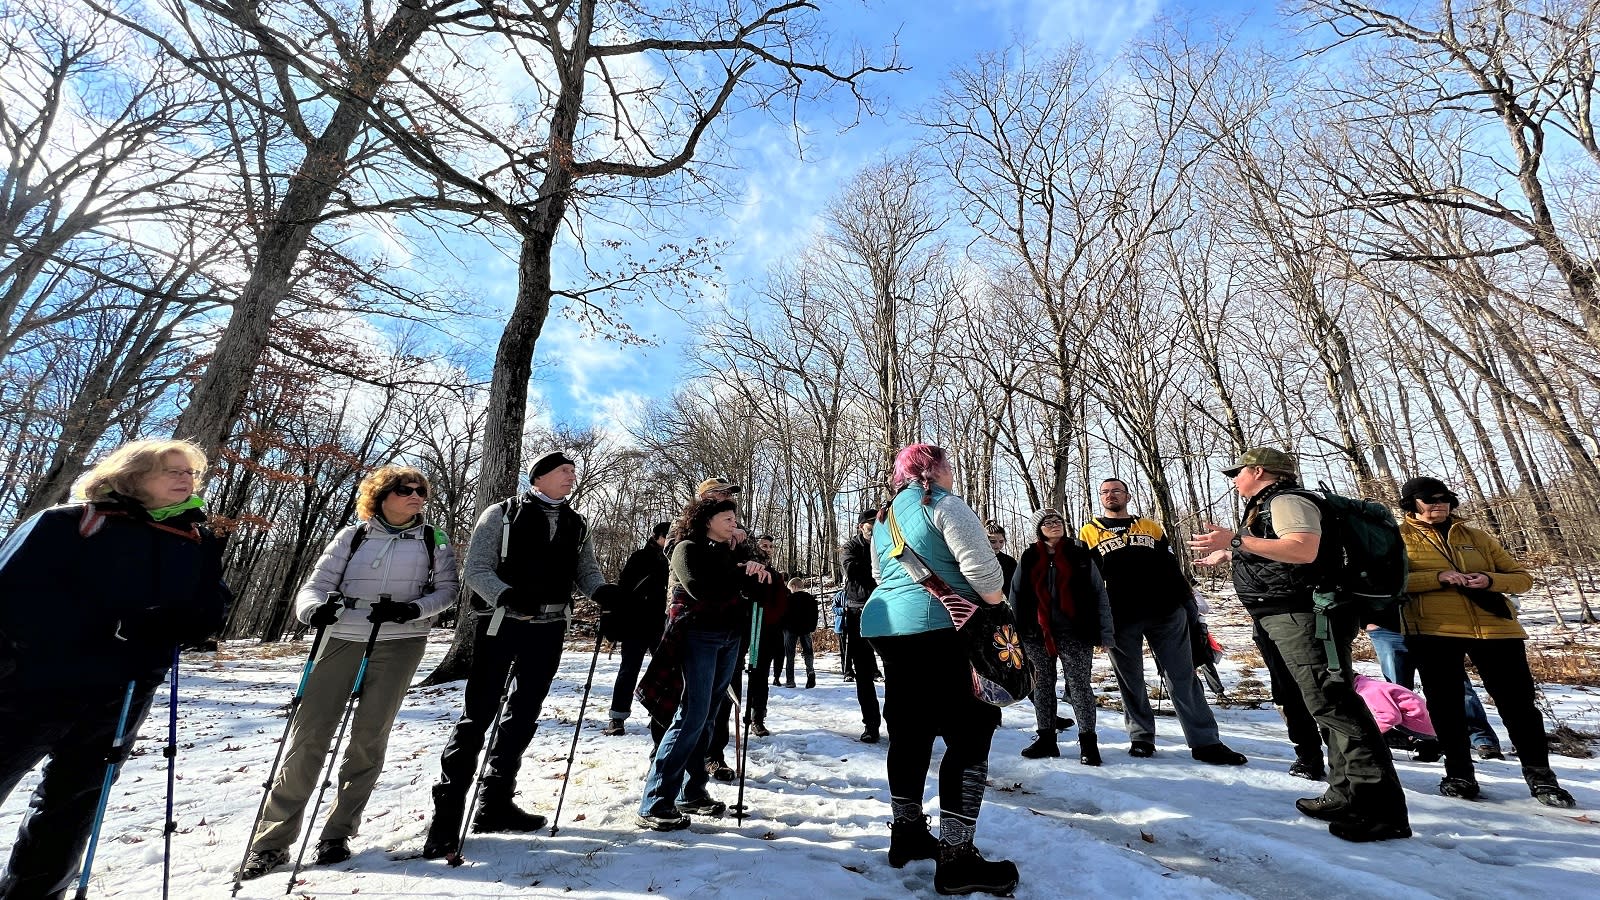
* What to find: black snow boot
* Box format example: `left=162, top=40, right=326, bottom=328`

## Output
left=888, top=816, right=940, bottom=868
left=1524, top=766, right=1577, bottom=808
left=1019, top=731, right=1059, bottom=759
left=314, top=837, right=351, bottom=865
left=239, top=848, right=289, bottom=880
left=423, top=785, right=465, bottom=859
left=1078, top=733, right=1101, bottom=767
left=471, top=794, right=547, bottom=833
left=934, top=842, right=1019, bottom=896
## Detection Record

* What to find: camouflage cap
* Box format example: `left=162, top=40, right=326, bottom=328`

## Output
left=1222, top=447, right=1298, bottom=478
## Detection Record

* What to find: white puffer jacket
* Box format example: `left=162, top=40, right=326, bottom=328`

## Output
left=294, top=520, right=459, bottom=643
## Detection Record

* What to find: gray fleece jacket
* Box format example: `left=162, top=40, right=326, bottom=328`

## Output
left=462, top=495, right=606, bottom=624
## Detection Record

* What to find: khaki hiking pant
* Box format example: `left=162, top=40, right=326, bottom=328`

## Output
left=250, top=635, right=427, bottom=851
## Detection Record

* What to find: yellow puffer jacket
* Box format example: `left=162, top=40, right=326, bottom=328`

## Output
left=1399, top=514, right=1532, bottom=640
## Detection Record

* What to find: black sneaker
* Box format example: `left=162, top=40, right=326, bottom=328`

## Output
left=1191, top=743, right=1248, bottom=766
left=1414, top=740, right=1443, bottom=763
left=314, top=837, right=351, bottom=865
left=1129, top=740, right=1155, bottom=758
left=239, top=848, right=289, bottom=881
left=1288, top=758, right=1325, bottom=781
left=707, top=758, right=735, bottom=782
left=1019, top=732, right=1059, bottom=759
left=1295, top=795, right=1351, bottom=821
left=934, top=842, right=1019, bottom=896
left=888, top=816, right=939, bottom=869
left=1079, top=733, right=1101, bottom=767
left=638, top=810, right=692, bottom=831
left=1053, top=715, right=1074, bottom=731
left=471, top=799, right=547, bottom=833
left=677, top=796, right=727, bottom=817
left=1328, top=817, right=1412, bottom=843
left=860, top=730, right=881, bottom=744
left=1439, top=776, right=1481, bottom=800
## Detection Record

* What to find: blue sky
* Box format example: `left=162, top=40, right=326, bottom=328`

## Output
left=447, top=0, right=1278, bottom=434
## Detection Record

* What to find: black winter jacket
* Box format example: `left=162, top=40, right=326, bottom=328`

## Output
left=0, top=495, right=231, bottom=691
left=842, top=534, right=875, bottom=610
left=604, top=541, right=669, bottom=646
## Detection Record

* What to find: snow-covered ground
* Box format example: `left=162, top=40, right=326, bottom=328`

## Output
left=5, top=608, right=1598, bottom=900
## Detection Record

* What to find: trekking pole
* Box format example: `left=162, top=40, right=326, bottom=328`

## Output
left=161, top=645, right=180, bottom=900
left=447, top=664, right=517, bottom=867
left=550, top=630, right=604, bottom=836
left=73, top=681, right=137, bottom=900
left=727, top=683, right=745, bottom=822
left=230, top=596, right=340, bottom=895
left=734, top=603, right=763, bottom=822
left=284, top=606, right=386, bottom=894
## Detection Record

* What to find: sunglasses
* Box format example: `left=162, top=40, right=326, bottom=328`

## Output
left=1420, top=494, right=1454, bottom=504
left=390, top=484, right=428, bottom=498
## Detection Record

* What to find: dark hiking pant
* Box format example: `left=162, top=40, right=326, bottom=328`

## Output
left=608, top=637, right=652, bottom=722
left=845, top=609, right=882, bottom=733
left=1409, top=635, right=1550, bottom=782
left=1256, top=611, right=1408, bottom=825
left=1252, top=618, right=1323, bottom=767
left=0, top=681, right=158, bottom=900
left=434, top=616, right=565, bottom=821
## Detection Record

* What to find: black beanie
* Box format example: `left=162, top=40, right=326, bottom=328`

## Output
left=651, top=521, right=671, bottom=540
left=1400, top=476, right=1457, bottom=510
left=528, top=450, right=575, bottom=481
left=858, top=509, right=878, bottom=525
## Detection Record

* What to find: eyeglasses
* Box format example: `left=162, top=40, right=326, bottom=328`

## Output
left=390, top=484, right=428, bottom=498
left=1040, top=518, right=1065, bottom=527
left=163, top=468, right=203, bottom=479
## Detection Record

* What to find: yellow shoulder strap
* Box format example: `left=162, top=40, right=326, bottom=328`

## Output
left=884, top=504, right=908, bottom=558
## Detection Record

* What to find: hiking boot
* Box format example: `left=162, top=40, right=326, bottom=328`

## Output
left=1476, top=746, right=1506, bottom=761
left=933, top=842, right=1019, bottom=896
left=1288, top=758, right=1326, bottom=781
left=1053, top=715, right=1074, bottom=731
left=1524, top=767, right=1576, bottom=808
left=860, top=729, right=881, bottom=744
left=1438, top=776, right=1481, bottom=800
left=471, top=798, right=547, bottom=833
left=805, top=673, right=816, bottom=688
left=1328, top=817, right=1412, bottom=843
left=888, top=816, right=939, bottom=869
left=1295, top=795, right=1351, bottom=821
left=314, top=838, right=351, bottom=865
left=1019, top=732, right=1059, bottom=759
left=423, top=786, right=464, bottom=859
left=676, top=796, right=727, bottom=817
left=239, top=848, right=288, bottom=880
left=637, top=809, right=692, bottom=831
left=1414, top=739, right=1443, bottom=763
left=844, top=673, right=855, bottom=682
left=1192, top=743, right=1248, bottom=766
left=421, top=830, right=458, bottom=860
left=1078, top=733, right=1101, bottom=767
left=1128, top=740, right=1155, bottom=758
left=707, top=758, right=735, bottom=782
left=602, top=717, right=626, bottom=736
left=751, top=720, right=771, bottom=737
left=786, top=679, right=797, bottom=688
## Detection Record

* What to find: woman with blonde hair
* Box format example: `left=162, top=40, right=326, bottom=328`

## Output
left=0, top=439, right=230, bottom=898
left=240, top=464, right=458, bottom=879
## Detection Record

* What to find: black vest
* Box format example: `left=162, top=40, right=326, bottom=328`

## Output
left=498, top=495, right=587, bottom=607
left=1231, top=483, right=1325, bottom=617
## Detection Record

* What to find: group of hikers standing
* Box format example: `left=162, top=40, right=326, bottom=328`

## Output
left=0, top=436, right=1581, bottom=899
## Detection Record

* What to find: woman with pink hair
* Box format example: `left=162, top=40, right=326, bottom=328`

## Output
left=860, top=444, right=1017, bottom=897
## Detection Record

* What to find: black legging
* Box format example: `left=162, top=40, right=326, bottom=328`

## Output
left=874, top=628, right=1000, bottom=827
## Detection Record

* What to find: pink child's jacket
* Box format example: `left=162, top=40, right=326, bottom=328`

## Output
left=1353, top=673, right=1436, bottom=738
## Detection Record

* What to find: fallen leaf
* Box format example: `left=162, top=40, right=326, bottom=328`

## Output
left=1140, top=831, right=1155, bottom=843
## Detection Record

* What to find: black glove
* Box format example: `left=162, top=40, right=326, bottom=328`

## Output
left=308, top=596, right=344, bottom=627
left=368, top=598, right=421, bottom=624
left=469, top=591, right=494, bottom=613
left=591, top=583, right=623, bottom=611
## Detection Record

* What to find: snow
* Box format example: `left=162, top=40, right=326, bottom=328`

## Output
left=5, top=611, right=1598, bottom=900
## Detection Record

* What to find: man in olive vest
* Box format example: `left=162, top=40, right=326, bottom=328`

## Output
left=1191, top=447, right=1409, bottom=843
left=423, top=450, right=613, bottom=859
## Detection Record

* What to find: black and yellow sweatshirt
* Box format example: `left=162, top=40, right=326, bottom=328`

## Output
left=1077, top=516, right=1188, bottom=624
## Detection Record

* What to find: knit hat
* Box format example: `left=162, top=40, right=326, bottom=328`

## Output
left=1400, top=476, right=1458, bottom=511
left=1030, top=508, right=1066, bottom=537
left=651, top=521, right=671, bottom=540
left=857, top=508, right=878, bottom=525
left=528, top=450, right=575, bottom=481
left=1222, top=447, right=1298, bottom=478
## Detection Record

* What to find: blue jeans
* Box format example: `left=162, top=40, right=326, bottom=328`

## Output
left=640, top=629, right=741, bottom=815
left=1366, top=626, right=1501, bottom=751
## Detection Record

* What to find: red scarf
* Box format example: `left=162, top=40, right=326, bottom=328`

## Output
left=1027, top=541, right=1075, bottom=655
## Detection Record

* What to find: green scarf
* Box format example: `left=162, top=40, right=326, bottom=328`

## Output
left=148, top=495, right=205, bottom=522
